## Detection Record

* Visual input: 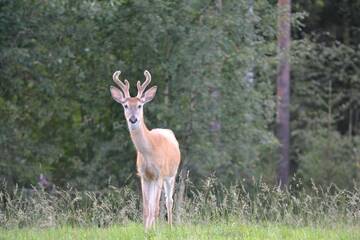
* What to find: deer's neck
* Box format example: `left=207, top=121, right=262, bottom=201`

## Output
left=130, top=121, right=153, bottom=155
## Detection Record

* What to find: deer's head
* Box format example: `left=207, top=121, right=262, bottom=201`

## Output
left=110, top=70, right=157, bottom=131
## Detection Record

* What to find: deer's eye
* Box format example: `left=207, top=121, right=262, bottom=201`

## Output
left=124, top=105, right=128, bottom=109
left=138, top=105, right=142, bottom=109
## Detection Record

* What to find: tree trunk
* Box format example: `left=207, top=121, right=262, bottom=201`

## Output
left=276, top=0, right=291, bottom=188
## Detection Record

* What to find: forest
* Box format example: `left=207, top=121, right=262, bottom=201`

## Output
left=1, top=0, right=359, bottom=192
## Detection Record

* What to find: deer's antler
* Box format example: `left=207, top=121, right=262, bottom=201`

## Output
left=113, top=71, right=130, bottom=99
left=136, top=70, right=151, bottom=98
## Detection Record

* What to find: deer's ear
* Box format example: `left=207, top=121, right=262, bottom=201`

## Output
left=110, top=86, right=126, bottom=104
left=142, top=86, right=157, bottom=103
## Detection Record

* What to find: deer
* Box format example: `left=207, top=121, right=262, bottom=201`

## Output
left=109, top=70, right=181, bottom=229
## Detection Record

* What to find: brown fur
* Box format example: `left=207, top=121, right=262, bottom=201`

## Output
left=110, top=70, right=180, bottom=229
left=135, top=127, right=181, bottom=181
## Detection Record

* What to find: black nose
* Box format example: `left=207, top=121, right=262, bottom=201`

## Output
left=129, top=116, right=137, bottom=124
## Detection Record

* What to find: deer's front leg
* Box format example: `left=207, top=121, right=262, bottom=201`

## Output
left=142, top=178, right=162, bottom=229
left=141, top=178, right=149, bottom=229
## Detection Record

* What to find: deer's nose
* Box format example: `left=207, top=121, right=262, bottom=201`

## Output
left=129, top=116, right=138, bottom=124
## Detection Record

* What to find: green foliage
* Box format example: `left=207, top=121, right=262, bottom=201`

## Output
left=0, top=0, right=278, bottom=188
left=291, top=39, right=360, bottom=188
left=1, top=0, right=359, bottom=190
left=293, top=0, right=360, bottom=45
left=296, top=129, right=360, bottom=188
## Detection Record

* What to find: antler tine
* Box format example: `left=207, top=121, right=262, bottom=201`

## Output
left=113, top=71, right=130, bottom=98
left=136, top=70, right=151, bottom=98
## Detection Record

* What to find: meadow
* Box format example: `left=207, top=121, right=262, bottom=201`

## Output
left=1, top=178, right=359, bottom=239
left=1, top=223, right=360, bottom=240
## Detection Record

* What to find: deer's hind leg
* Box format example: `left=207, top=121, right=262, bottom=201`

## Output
left=164, top=176, right=176, bottom=226
left=155, top=178, right=163, bottom=220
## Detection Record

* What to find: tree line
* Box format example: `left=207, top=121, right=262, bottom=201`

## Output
left=0, top=0, right=359, bottom=190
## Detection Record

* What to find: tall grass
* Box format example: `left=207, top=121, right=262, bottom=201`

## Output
left=0, top=175, right=359, bottom=229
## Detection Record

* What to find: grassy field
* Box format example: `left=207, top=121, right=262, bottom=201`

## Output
left=1, top=180, right=359, bottom=239
left=1, top=223, right=359, bottom=240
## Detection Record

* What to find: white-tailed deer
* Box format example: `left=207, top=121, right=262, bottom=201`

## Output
left=110, top=70, right=181, bottom=229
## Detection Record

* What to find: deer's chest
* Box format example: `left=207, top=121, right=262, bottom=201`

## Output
left=136, top=154, right=161, bottom=181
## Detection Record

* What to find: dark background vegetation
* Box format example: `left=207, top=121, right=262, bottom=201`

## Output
left=0, top=0, right=359, bottom=190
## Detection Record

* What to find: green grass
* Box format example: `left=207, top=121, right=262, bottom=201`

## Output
left=1, top=179, right=359, bottom=239
left=1, top=222, right=359, bottom=240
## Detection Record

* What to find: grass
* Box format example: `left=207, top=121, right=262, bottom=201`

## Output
left=1, top=177, right=359, bottom=239
left=1, top=222, right=359, bottom=240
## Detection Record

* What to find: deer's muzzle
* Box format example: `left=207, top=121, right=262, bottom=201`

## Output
left=129, top=116, right=138, bottom=124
